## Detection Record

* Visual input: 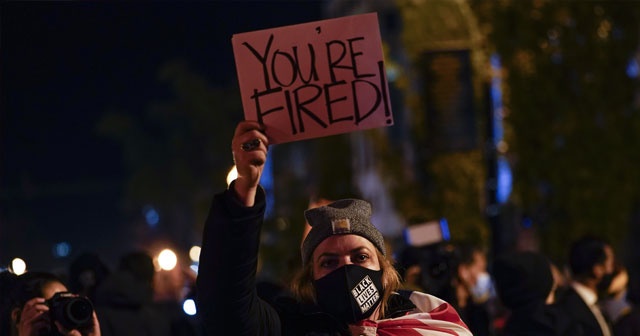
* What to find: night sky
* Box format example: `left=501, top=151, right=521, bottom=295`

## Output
left=1, top=1, right=324, bottom=271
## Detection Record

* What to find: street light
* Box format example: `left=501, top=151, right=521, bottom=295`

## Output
left=157, top=249, right=177, bottom=271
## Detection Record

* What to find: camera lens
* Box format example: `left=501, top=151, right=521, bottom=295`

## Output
left=65, top=297, right=93, bottom=325
left=48, top=292, right=94, bottom=330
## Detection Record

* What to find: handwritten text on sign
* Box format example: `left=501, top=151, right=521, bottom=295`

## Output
left=232, top=13, right=393, bottom=144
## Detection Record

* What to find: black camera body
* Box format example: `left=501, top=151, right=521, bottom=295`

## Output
left=46, top=292, right=94, bottom=330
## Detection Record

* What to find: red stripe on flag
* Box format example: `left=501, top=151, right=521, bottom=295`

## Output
left=427, top=303, right=470, bottom=330
left=376, top=318, right=461, bottom=336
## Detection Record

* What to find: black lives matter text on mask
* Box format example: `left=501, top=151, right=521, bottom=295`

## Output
left=351, top=275, right=380, bottom=313
left=240, top=33, right=392, bottom=137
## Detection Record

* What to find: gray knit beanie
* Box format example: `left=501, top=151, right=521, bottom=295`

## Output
left=301, top=199, right=386, bottom=267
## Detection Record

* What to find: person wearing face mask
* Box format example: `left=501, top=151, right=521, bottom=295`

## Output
left=555, top=235, right=616, bottom=336
left=452, top=244, right=495, bottom=336
left=598, top=265, right=630, bottom=324
left=195, top=121, right=472, bottom=336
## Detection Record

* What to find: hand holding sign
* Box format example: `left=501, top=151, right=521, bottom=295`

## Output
left=231, top=121, right=269, bottom=206
left=232, top=13, right=393, bottom=144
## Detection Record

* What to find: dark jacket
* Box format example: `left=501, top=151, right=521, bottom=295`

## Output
left=493, top=251, right=565, bottom=336
left=614, top=307, right=640, bottom=336
left=554, top=286, right=610, bottom=336
left=500, top=302, right=567, bottom=336
left=94, top=271, right=171, bottom=336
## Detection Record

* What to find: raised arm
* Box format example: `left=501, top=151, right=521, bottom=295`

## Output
left=196, top=121, right=281, bottom=335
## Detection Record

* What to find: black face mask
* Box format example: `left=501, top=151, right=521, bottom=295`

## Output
left=313, top=264, right=383, bottom=324
left=597, top=271, right=617, bottom=299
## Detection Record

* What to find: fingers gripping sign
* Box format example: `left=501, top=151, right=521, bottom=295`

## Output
left=231, top=121, right=269, bottom=206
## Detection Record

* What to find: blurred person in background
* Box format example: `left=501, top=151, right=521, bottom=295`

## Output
left=615, top=269, right=640, bottom=336
left=395, top=239, right=495, bottom=335
left=599, top=265, right=630, bottom=326
left=452, top=244, right=495, bottom=336
left=395, top=245, right=427, bottom=293
left=196, top=121, right=472, bottom=335
left=68, top=253, right=110, bottom=304
left=9, top=271, right=100, bottom=336
left=492, top=251, right=571, bottom=335
left=598, top=264, right=640, bottom=336
left=153, top=264, right=205, bottom=336
left=555, top=235, right=616, bottom=336
left=94, top=251, right=170, bottom=336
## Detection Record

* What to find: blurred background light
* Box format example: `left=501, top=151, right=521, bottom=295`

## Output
left=157, top=248, right=177, bottom=271
left=490, top=53, right=504, bottom=146
left=182, top=298, right=197, bottom=316
left=53, top=242, right=71, bottom=258
left=189, top=245, right=200, bottom=262
left=627, top=56, right=639, bottom=78
left=143, top=206, right=160, bottom=228
left=496, top=157, right=513, bottom=204
left=386, top=63, right=399, bottom=82
left=439, top=218, right=451, bottom=241
left=11, top=258, right=27, bottom=275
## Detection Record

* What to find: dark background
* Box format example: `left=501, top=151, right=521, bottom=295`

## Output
left=1, top=1, right=324, bottom=271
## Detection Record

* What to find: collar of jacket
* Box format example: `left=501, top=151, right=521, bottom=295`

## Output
left=384, top=290, right=418, bottom=318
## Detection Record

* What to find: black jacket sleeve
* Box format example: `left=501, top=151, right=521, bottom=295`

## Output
left=195, top=184, right=281, bottom=335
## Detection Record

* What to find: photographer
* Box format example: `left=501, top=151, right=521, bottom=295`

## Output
left=9, top=271, right=100, bottom=336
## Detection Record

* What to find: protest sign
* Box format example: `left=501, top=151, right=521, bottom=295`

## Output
left=232, top=12, right=393, bottom=144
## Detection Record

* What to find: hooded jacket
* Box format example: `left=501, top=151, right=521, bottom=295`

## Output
left=94, top=269, right=171, bottom=336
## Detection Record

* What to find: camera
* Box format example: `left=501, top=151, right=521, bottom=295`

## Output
left=46, top=292, right=94, bottom=330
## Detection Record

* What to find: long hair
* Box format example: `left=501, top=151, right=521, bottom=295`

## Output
left=290, top=248, right=401, bottom=318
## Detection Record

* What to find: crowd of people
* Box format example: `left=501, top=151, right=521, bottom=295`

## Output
left=0, top=250, right=205, bottom=336
left=395, top=236, right=640, bottom=336
left=2, top=120, right=639, bottom=335
left=193, top=121, right=640, bottom=335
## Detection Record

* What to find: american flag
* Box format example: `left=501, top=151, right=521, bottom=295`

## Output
left=349, top=291, right=473, bottom=336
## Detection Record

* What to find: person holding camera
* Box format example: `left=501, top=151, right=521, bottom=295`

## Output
left=195, top=121, right=472, bottom=335
left=8, top=271, right=100, bottom=336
